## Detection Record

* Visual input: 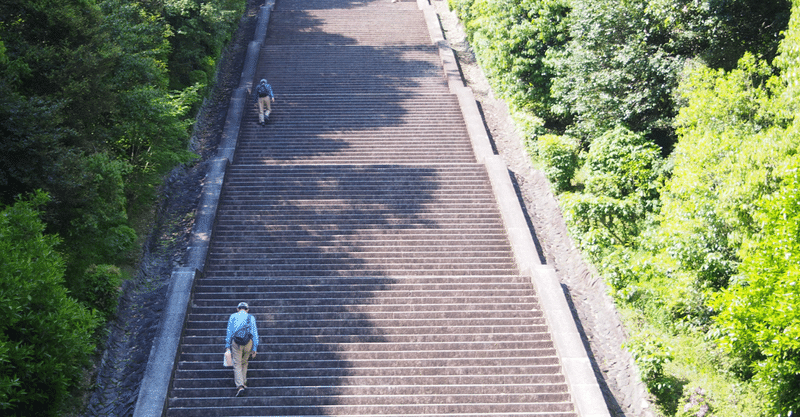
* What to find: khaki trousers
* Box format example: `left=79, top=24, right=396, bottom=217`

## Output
left=231, top=339, right=253, bottom=388
left=258, top=96, right=272, bottom=123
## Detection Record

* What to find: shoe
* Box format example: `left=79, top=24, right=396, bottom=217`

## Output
left=235, top=386, right=245, bottom=397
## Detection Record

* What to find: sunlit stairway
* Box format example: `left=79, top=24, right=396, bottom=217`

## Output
left=165, top=0, right=578, bottom=415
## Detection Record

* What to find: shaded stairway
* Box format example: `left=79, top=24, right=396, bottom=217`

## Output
left=166, top=0, right=580, bottom=415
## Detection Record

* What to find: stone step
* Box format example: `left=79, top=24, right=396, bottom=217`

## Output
left=170, top=383, right=566, bottom=396
left=180, top=332, right=552, bottom=347
left=193, top=275, right=532, bottom=285
left=187, top=310, right=542, bottom=322
left=177, top=345, right=554, bottom=362
left=177, top=351, right=558, bottom=366
left=274, top=0, right=420, bottom=11
left=206, top=240, right=511, bottom=250
left=258, top=47, right=449, bottom=94
left=168, top=392, right=572, bottom=409
left=266, top=10, right=432, bottom=46
left=172, top=373, right=567, bottom=389
left=187, top=301, right=539, bottom=315
left=192, top=285, right=532, bottom=298
left=233, top=95, right=474, bottom=163
left=167, top=402, right=575, bottom=417
left=185, top=314, right=546, bottom=328
left=174, top=360, right=563, bottom=378
left=203, top=266, right=519, bottom=276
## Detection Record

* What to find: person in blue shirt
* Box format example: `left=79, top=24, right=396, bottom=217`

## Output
left=225, top=301, right=259, bottom=397
left=254, top=78, right=275, bottom=125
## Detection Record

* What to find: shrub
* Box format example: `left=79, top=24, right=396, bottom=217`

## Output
left=627, top=334, right=683, bottom=412
left=83, top=264, right=124, bottom=320
left=537, top=134, right=579, bottom=192
left=713, top=162, right=800, bottom=415
left=0, top=192, right=98, bottom=416
left=560, top=126, right=664, bottom=257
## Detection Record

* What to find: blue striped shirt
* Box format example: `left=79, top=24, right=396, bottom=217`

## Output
left=225, top=311, right=259, bottom=352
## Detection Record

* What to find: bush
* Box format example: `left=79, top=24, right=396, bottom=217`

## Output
left=0, top=192, right=98, bottom=416
left=560, top=126, right=664, bottom=257
left=561, top=192, right=644, bottom=256
left=583, top=126, right=663, bottom=203
left=537, top=134, right=578, bottom=192
left=627, top=334, right=683, bottom=412
left=83, top=264, right=124, bottom=320
left=712, top=162, right=800, bottom=415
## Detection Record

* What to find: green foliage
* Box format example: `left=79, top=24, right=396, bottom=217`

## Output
left=450, top=0, right=570, bottom=122
left=0, top=192, right=98, bottom=416
left=638, top=6, right=800, bottom=413
left=702, top=0, right=792, bottom=70
left=536, top=134, right=578, bottom=192
left=583, top=126, right=663, bottom=203
left=656, top=55, right=778, bottom=296
left=54, top=153, right=137, bottom=287
left=561, top=126, right=664, bottom=257
left=627, top=333, right=683, bottom=409
left=546, top=0, right=684, bottom=141
left=712, top=162, right=800, bottom=415
left=0, top=1, right=246, bottom=411
left=449, top=0, right=795, bottom=412
left=0, top=83, right=70, bottom=204
left=162, top=0, right=246, bottom=91
left=694, top=6, right=800, bottom=410
left=94, top=0, right=201, bottom=205
left=83, top=265, right=124, bottom=320
left=1, top=0, right=242, bottom=343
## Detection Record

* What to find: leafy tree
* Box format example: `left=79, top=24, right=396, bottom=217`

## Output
left=51, top=153, right=136, bottom=289
left=446, top=0, right=794, bottom=412
left=1, top=0, right=201, bottom=302
left=451, top=0, right=570, bottom=122
left=162, top=0, right=246, bottom=91
left=0, top=83, right=70, bottom=205
left=0, top=0, right=248, bottom=412
left=561, top=126, right=664, bottom=257
left=655, top=55, right=779, bottom=297
left=0, top=192, right=98, bottom=416
left=702, top=0, right=792, bottom=70
left=92, top=0, right=200, bottom=206
left=83, top=264, right=124, bottom=320
left=713, top=162, right=800, bottom=415
left=546, top=0, right=684, bottom=143
left=711, top=4, right=800, bottom=413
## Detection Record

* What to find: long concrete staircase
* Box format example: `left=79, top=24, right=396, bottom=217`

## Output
left=165, top=0, right=581, bottom=415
